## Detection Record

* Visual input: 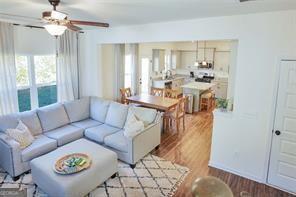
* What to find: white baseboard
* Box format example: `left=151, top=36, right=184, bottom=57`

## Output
left=208, top=161, right=263, bottom=183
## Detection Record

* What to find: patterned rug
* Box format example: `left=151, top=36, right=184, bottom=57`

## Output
left=0, top=154, right=189, bottom=197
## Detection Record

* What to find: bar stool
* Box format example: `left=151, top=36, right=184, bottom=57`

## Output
left=199, top=91, right=212, bottom=111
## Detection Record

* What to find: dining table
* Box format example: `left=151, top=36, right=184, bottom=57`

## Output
left=127, top=94, right=179, bottom=112
left=127, top=94, right=180, bottom=132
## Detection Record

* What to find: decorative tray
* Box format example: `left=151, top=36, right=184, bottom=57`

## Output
left=54, top=153, right=91, bottom=175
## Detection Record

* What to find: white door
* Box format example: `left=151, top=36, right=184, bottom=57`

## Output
left=268, top=61, right=296, bottom=194
left=139, top=57, right=151, bottom=94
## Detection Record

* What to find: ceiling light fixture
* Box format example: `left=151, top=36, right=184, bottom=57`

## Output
left=44, top=24, right=67, bottom=36
left=194, top=41, right=199, bottom=67
left=201, top=41, right=208, bottom=66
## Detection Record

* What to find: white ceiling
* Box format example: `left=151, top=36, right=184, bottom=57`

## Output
left=0, top=0, right=296, bottom=27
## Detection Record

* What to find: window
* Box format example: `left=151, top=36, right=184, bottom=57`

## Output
left=125, top=54, right=132, bottom=88
left=15, top=55, right=57, bottom=112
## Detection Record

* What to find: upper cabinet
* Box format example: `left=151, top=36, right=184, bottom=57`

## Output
left=171, top=50, right=181, bottom=69
left=152, top=49, right=165, bottom=72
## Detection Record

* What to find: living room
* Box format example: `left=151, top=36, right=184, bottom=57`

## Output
left=0, top=1, right=296, bottom=197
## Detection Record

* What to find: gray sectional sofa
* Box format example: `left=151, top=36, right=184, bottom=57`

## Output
left=0, top=97, right=162, bottom=180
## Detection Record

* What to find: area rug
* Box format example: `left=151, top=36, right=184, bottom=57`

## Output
left=0, top=154, right=189, bottom=197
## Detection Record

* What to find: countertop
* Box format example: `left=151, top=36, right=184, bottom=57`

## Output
left=181, top=82, right=216, bottom=90
left=152, top=75, right=187, bottom=82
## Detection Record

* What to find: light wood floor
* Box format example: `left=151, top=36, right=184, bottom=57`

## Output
left=152, top=110, right=295, bottom=197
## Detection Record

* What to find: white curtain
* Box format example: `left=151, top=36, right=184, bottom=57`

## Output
left=0, top=22, right=19, bottom=115
left=128, top=44, right=139, bottom=95
left=113, top=44, right=125, bottom=101
left=56, top=30, right=79, bottom=102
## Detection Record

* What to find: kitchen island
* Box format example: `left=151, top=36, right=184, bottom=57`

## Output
left=181, top=82, right=216, bottom=112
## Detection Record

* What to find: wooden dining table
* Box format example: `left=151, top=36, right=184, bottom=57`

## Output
left=127, top=94, right=179, bottom=112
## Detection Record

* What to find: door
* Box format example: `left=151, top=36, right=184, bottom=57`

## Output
left=139, top=57, right=151, bottom=94
left=268, top=61, right=296, bottom=194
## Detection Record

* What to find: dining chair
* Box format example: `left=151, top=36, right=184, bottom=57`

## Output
left=164, top=89, right=179, bottom=99
left=199, top=91, right=213, bottom=111
left=120, top=87, right=132, bottom=104
left=164, top=96, right=187, bottom=133
left=150, top=87, right=164, bottom=97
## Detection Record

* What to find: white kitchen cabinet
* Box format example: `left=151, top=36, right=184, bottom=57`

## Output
left=152, top=49, right=165, bottom=72
left=171, top=50, right=181, bottom=69
left=172, top=78, right=185, bottom=89
left=214, top=51, right=230, bottom=72
left=212, top=79, right=228, bottom=99
left=152, top=77, right=185, bottom=91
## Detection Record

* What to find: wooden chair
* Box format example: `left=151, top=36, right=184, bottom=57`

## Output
left=199, top=91, right=213, bottom=111
left=120, top=88, right=132, bottom=104
left=150, top=87, right=164, bottom=97
left=164, top=89, right=179, bottom=99
left=164, top=96, right=187, bottom=133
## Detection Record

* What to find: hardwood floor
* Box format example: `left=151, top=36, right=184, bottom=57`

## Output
left=152, top=111, right=295, bottom=197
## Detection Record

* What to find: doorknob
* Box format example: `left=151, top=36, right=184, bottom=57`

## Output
left=275, top=130, right=281, bottom=136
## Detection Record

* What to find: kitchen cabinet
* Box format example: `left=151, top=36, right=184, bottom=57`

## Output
left=212, top=78, right=228, bottom=99
left=172, top=78, right=184, bottom=89
left=171, top=50, right=181, bottom=69
left=179, top=48, right=215, bottom=69
left=152, top=49, right=165, bottom=72
left=152, top=77, right=185, bottom=91
left=214, top=51, right=230, bottom=72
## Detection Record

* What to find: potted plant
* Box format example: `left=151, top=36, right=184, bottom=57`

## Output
left=216, top=98, right=228, bottom=112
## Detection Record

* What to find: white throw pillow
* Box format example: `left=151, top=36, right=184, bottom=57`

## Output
left=129, top=106, right=157, bottom=127
left=123, top=109, right=144, bottom=138
left=5, top=120, right=35, bottom=149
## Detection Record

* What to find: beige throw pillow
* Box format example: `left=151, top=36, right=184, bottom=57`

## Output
left=5, top=120, right=35, bottom=149
left=124, top=109, right=144, bottom=138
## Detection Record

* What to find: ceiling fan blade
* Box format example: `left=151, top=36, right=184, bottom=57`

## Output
left=70, top=20, right=109, bottom=28
left=66, top=23, right=82, bottom=31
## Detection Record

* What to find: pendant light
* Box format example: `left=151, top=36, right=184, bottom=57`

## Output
left=201, top=41, right=208, bottom=66
left=194, top=41, right=199, bottom=67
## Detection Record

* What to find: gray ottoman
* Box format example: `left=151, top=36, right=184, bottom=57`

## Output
left=30, top=139, right=118, bottom=197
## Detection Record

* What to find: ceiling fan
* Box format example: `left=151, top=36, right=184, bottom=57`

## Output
left=42, top=0, right=109, bottom=36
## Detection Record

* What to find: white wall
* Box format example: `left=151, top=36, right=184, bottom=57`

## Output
left=14, top=26, right=55, bottom=55
left=80, top=10, right=296, bottom=183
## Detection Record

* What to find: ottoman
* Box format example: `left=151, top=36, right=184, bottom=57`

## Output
left=30, top=139, right=118, bottom=197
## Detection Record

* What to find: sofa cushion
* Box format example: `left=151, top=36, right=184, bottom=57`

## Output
left=0, top=114, right=18, bottom=132
left=90, top=97, right=110, bottom=123
left=85, top=124, right=120, bottom=144
left=104, top=131, right=128, bottom=153
left=130, top=106, right=157, bottom=126
left=64, top=97, right=90, bottom=123
left=105, top=102, right=128, bottom=128
left=18, top=110, right=42, bottom=136
left=44, top=125, right=84, bottom=146
left=21, top=135, right=57, bottom=162
left=37, top=103, right=70, bottom=132
left=71, top=119, right=102, bottom=129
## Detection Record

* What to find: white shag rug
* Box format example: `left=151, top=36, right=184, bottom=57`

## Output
left=0, top=154, right=189, bottom=197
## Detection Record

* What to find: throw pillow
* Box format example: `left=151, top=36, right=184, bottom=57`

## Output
left=123, top=109, right=144, bottom=138
left=5, top=120, right=35, bottom=149
left=129, top=106, right=157, bottom=127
